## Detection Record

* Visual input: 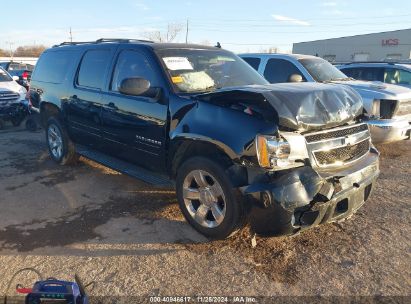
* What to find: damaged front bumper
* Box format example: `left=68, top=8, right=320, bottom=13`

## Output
left=367, top=116, right=411, bottom=143
left=240, top=148, right=380, bottom=237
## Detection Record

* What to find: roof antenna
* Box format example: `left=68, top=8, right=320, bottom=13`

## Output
left=215, top=42, right=221, bottom=48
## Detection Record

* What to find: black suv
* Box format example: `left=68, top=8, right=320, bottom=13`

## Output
left=30, top=39, right=380, bottom=239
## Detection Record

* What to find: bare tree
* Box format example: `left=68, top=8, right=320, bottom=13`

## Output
left=144, top=23, right=184, bottom=42
left=13, top=45, right=47, bottom=57
left=258, top=46, right=279, bottom=54
left=0, top=49, right=8, bottom=56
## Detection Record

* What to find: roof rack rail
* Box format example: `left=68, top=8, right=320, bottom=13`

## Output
left=52, top=41, right=95, bottom=48
left=53, top=38, right=154, bottom=48
left=343, top=61, right=398, bottom=65
left=95, top=38, right=154, bottom=43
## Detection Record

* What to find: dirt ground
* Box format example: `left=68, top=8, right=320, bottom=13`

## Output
left=0, top=123, right=410, bottom=302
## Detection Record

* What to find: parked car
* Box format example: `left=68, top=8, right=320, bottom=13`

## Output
left=0, top=67, right=29, bottom=129
left=240, top=53, right=411, bottom=143
left=338, top=62, right=411, bottom=90
left=31, top=39, right=379, bottom=239
left=0, top=61, right=34, bottom=90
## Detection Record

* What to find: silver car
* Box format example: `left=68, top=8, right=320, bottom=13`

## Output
left=338, top=62, right=411, bottom=90
left=240, top=53, right=411, bottom=143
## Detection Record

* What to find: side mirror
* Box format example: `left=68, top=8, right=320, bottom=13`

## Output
left=288, top=74, right=303, bottom=83
left=12, top=76, right=20, bottom=82
left=119, top=77, right=150, bottom=96
left=118, top=77, right=160, bottom=99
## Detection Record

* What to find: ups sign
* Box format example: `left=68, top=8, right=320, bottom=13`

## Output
left=382, top=39, right=399, bottom=46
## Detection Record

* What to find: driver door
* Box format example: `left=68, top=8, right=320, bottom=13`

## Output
left=100, top=49, right=168, bottom=171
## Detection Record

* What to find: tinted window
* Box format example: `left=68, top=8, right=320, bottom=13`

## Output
left=341, top=67, right=383, bottom=82
left=32, top=51, right=76, bottom=83
left=384, top=68, right=411, bottom=85
left=340, top=68, right=361, bottom=79
left=77, top=49, right=111, bottom=89
left=111, top=50, right=156, bottom=91
left=242, top=57, right=261, bottom=71
left=9, top=63, right=33, bottom=71
left=263, top=59, right=304, bottom=83
left=358, top=67, right=384, bottom=81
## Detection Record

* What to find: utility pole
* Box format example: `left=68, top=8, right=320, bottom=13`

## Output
left=185, top=19, right=189, bottom=44
left=69, top=27, right=73, bottom=42
left=5, top=41, right=14, bottom=59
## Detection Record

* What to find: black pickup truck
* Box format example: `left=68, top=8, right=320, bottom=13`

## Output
left=30, top=39, right=379, bottom=239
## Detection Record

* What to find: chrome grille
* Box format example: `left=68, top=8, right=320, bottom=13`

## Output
left=0, top=91, right=19, bottom=104
left=305, top=123, right=371, bottom=168
left=396, top=99, right=411, bottom=116
left=314, top=139, right=370, bottom=166
left=305, top=124, right=368, bottom=143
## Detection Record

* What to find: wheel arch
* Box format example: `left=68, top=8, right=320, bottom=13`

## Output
left=40, top=102, right=62, bottom=127
left=168, top=135, right=238, bottom=180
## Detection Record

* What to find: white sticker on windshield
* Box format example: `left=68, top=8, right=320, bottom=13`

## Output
left=163, top=57, right=193, bottom=71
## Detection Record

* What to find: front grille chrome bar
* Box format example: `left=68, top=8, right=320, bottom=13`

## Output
left=305, top=123, right=371, bottom=168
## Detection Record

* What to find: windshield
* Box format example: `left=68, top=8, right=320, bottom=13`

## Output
left=0, top=68, right=12, bottom=82
left=299, top=58, right=349, bottom=82
left=156, top=48, right=268, bottom=93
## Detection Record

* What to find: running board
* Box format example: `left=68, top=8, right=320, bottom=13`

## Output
left=76, top=145, right=174, bottom=188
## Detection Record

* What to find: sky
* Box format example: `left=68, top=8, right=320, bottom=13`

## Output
left=1, top=0, right=411, bottom=54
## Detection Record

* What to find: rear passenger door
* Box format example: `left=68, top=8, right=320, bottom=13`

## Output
left=263, top=58, right=306, bottom=83
left=65, top=47, right=116, bottom=148
left=100, top=48, right=168, bottom=171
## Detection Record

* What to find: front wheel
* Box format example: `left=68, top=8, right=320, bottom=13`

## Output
left=46, top=117, right=78, bottom=165
left=176, top=157, right=245, bottom=239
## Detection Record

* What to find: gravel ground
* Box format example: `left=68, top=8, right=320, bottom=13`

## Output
left=0, top=124, right=410, bottom=303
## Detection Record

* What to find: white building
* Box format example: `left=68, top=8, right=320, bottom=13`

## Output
left=293, top=28, right=411, bottom=62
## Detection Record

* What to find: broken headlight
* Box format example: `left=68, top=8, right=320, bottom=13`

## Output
left=255, top=133, right=309, bottom=170
left=370, top=99, right=398, bottom=119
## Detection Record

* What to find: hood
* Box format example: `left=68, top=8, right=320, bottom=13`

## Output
left=0, top=80, right=23, bottom=92
left=333, top=80, right=411, bottom=100
left=0, top=81, right=26, bottom=100
left=196, top=82, right=363, bottom=132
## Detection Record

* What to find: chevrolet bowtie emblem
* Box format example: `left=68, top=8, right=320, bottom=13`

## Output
left=345, top=135, right=356, bottom=146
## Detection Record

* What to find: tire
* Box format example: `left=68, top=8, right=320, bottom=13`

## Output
left=176, top=156, right=245, bottom=239
left=11, top=117, right=23, bottom=127
left=46, top=117, right=78, bottom=165
left=25, top=119, right=37, bottom=132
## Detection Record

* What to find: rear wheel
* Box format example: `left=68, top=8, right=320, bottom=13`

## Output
left=176, top=157, right=245, bottom=239
left=46, top=117, right=78, bottom=165
left=11, top=116, right=23, bottom=127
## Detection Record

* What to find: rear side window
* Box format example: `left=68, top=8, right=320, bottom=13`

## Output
left=77, top=49, right=111, bottom=89
left=263, top=59, right=304, bottom=83
left=32, top=51, right=76, bottom=83
left=242, top=57, right=261, bottom=71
